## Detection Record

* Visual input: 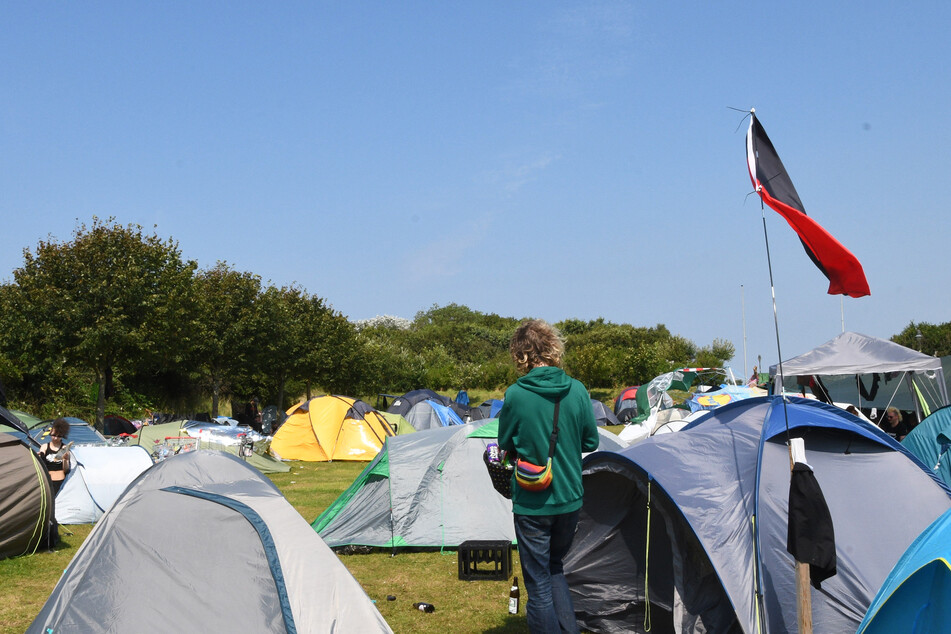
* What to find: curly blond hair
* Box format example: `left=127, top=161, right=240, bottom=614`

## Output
left=509, top=319, right=565, bottom=373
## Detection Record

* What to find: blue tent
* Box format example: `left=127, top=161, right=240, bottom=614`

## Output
left=901, top=404, right=951, bottom=487
left=857, top=505, right=951, bottom=633
left=31, top=418, right=106, bottom=446
left=403, top=399, right=465, bottom=431
left=479, top=399, right=504, bottom=419
left=566, top=396, right=951, bottom=634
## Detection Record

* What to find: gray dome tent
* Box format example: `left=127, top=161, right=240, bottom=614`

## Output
left=28, top=450, right=391, bottom=633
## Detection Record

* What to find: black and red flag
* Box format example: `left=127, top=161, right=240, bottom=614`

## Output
left=746, top=111, right=870, bottom=297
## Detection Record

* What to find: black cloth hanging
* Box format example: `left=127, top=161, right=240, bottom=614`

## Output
left=787, top=462, right=837, bottom=589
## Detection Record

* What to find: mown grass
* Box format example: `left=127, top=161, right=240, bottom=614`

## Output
left=0, top=458, right=529, bottom=634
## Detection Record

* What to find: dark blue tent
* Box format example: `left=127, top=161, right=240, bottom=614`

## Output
left=386, top=389, right=448, bottom=418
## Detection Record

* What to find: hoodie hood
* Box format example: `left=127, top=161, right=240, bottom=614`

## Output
left=516, top=366, right=572, bottom=400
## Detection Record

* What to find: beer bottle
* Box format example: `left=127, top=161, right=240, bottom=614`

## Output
left=508, top=576, right=520, bottom=614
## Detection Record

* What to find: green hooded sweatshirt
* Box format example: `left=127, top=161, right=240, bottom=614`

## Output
left=498, top=366, right=600, bottom=515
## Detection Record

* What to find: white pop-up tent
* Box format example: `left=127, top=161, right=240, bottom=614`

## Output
left=769, top=331, right=948, bottom=421
left=55, top=445, right=154, bottom=524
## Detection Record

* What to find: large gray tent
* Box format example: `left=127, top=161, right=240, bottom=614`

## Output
left=565, top=396, right=951, bottom=634
left=29, top=450, right=391, bottom=633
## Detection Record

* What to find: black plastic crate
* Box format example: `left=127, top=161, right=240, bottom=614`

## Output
left=458, top=540, right=513, bottom=581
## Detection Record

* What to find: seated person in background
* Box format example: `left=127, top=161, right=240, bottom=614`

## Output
left=38, top=418, right=72, bottom=495
left=879, top=406, right=913, bottom=441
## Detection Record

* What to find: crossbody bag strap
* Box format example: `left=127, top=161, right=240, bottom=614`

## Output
left=546, top=400, right=561, bottom=459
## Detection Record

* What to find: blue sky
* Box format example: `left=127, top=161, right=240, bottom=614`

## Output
left=3, top=2, right=949, bottom=376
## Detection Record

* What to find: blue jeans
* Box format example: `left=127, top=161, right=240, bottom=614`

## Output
left=514, top=511, right=580, bottom=634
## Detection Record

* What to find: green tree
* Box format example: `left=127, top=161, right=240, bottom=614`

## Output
left=893, top=322, right=951, bottom=357
left=4, top=218, right=196, bottom=428
left=293, top=296, right=364, bottom=397
left=192, top=263, right=263, bottom=416
left=249, top=285, right=362, bottom=408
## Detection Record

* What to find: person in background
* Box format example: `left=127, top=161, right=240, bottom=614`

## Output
left=879, top=406, right=913, bottom=441
left=747, top=366, right=759, bottom=387
left=498, top=319, right=600, bottom=633
left=38, top=418, right=72, bottom=495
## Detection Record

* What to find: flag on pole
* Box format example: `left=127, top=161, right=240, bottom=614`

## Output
left=746, top=111, right=870, bottom=298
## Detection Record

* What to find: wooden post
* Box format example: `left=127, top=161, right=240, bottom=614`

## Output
left=789, top=439, right=813, bottom=634
left=796, top=561, right=813, bottom=633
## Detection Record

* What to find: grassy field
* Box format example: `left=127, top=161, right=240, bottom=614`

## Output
left=0, top=459, right=530, bottom=633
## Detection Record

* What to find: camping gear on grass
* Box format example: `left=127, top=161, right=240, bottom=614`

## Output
left=902, top=404, right=951, bottom=488
left=770, top=331, right=949, bottom=422
left=28, top=450, right=392, bottom=634
left=130, top=420, right=288, bottom=473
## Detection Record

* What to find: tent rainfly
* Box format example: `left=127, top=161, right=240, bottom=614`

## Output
left=314, top=419, right=627, bottom=550
left=28, top=450, right=392, bottom=633
left=271, top=395, right=394, bottom=462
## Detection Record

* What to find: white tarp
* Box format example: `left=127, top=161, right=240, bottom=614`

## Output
left=770, top=331, right=942, bottom=377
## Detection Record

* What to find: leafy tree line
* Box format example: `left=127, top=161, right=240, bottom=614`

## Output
left=0, top=219, right=737, bottom=429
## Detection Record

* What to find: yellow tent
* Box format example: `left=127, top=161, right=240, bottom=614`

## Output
left=271, top=395, right=395, bottom=461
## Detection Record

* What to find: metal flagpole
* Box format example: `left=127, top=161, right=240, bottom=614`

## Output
left=742, top=284, right=749, bottom=380
left=758, top=197, right=812, bottom=634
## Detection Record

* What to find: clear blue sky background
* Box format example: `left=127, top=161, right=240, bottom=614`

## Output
left=3, top=2, right=949, bottom=376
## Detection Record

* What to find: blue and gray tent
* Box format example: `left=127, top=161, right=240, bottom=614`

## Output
left=565, top=396, right=951, bottom=634
left=403, top=398, right=466, bottom=431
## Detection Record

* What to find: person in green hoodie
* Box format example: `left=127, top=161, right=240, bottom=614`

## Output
left=498, top=319, right=599, bottom=633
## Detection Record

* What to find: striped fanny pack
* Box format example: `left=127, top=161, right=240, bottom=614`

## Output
left=514, top=400, right=560, bottom=492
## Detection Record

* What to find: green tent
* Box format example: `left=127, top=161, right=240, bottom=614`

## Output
left=380, top=412, right=416, bottom=436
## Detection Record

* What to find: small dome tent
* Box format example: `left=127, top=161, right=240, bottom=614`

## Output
left=270, top=395, right=394, bottom=461
left=54, top=445, right=153, bottom=524
left=28, top=450, right=392, bottom=633
left=403, top=399, right=465, bottom=431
